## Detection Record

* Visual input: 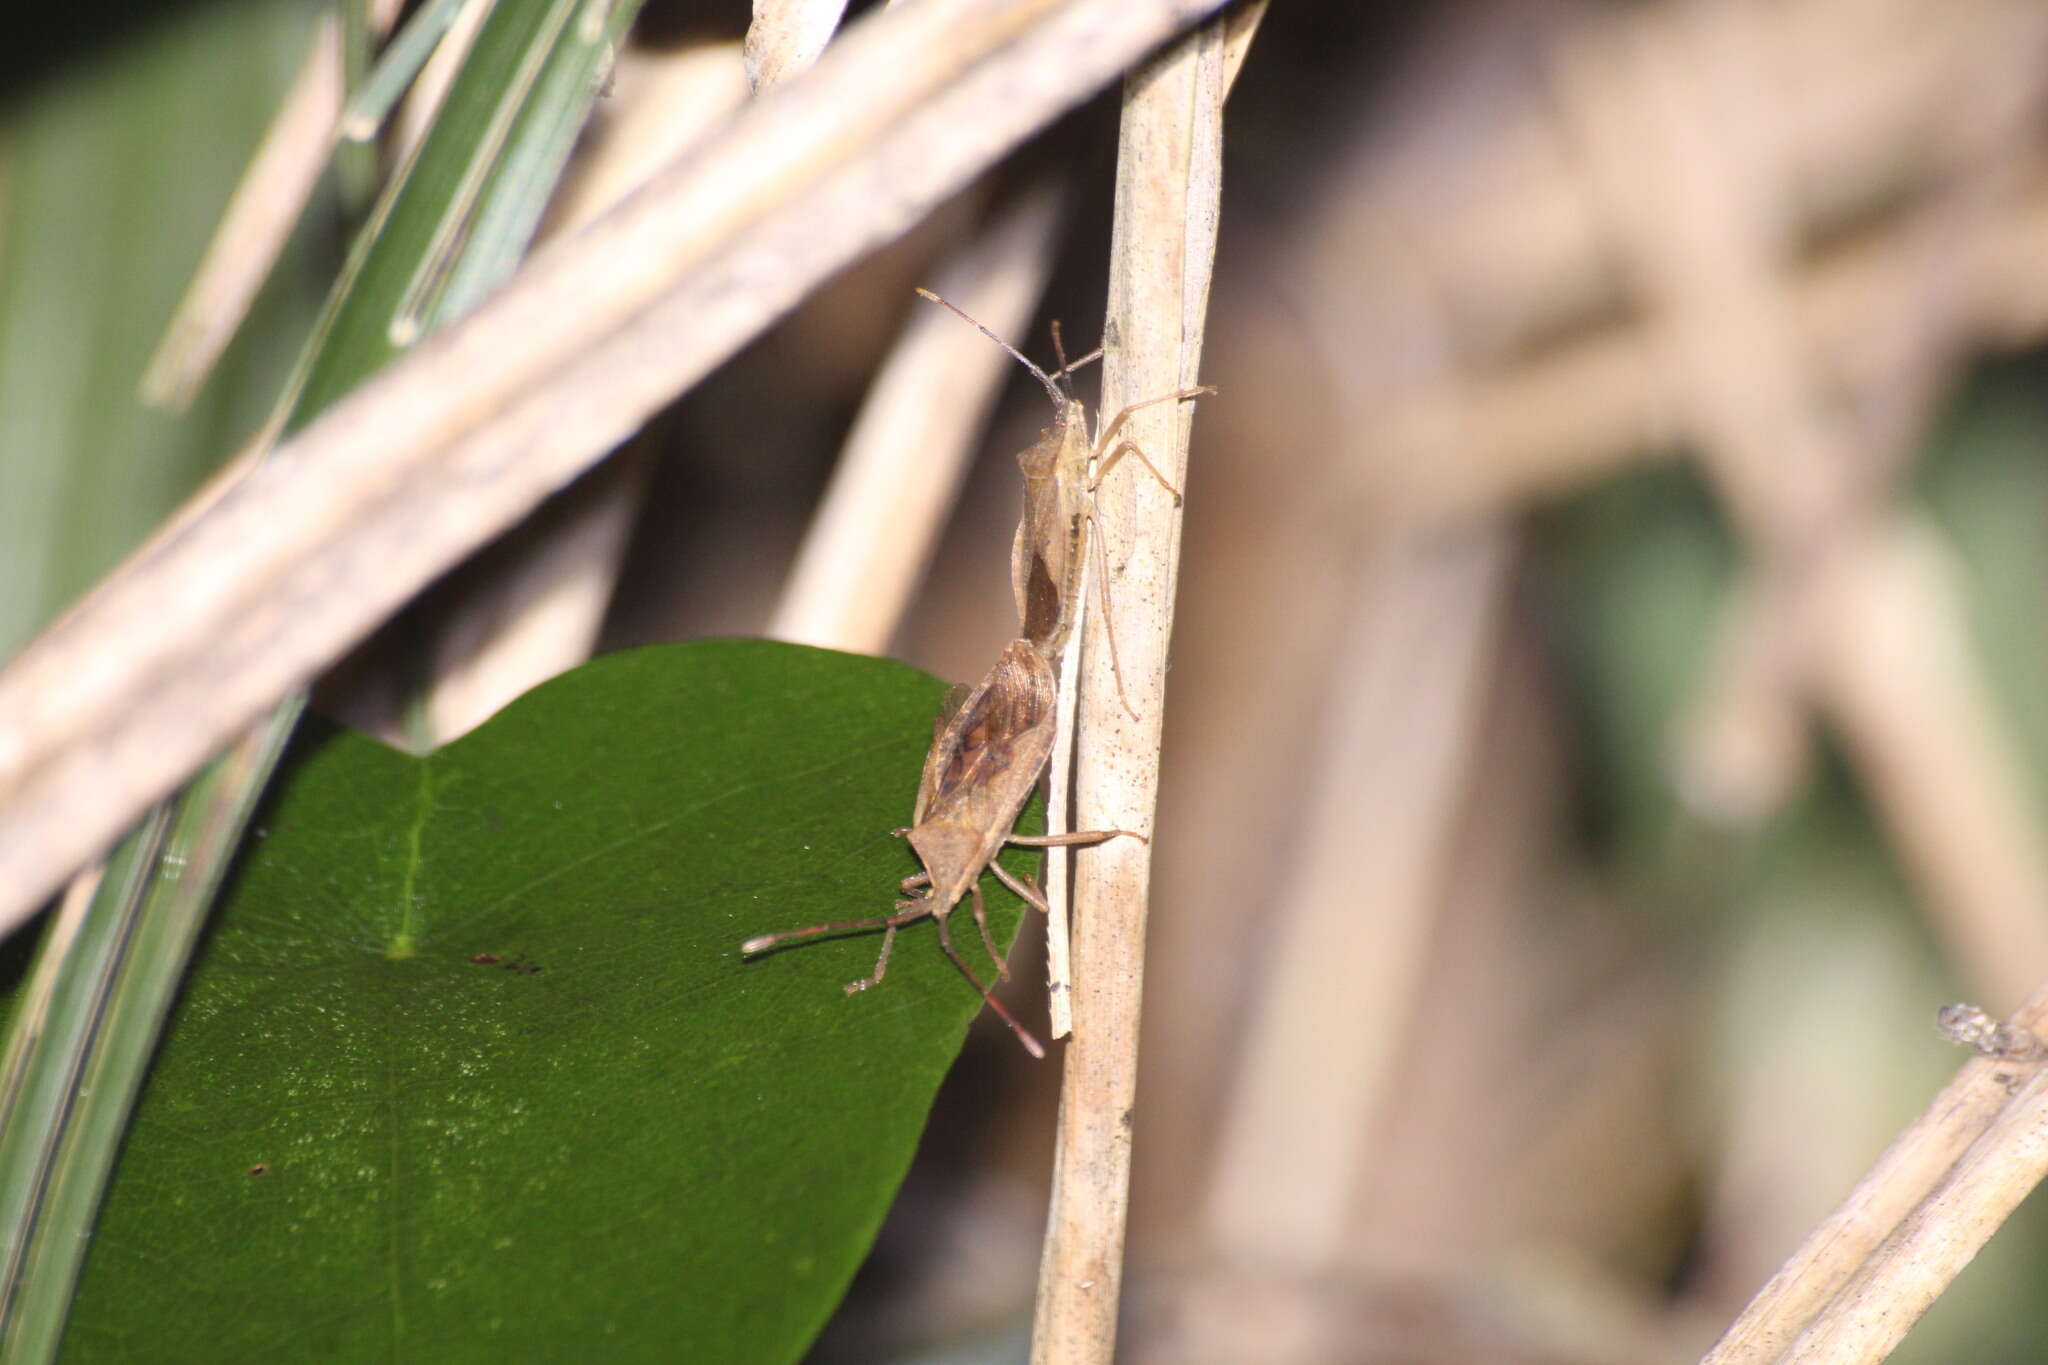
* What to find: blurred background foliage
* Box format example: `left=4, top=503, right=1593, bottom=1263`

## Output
left=0, top=0, right=326, bottom=656
left=7, top=0, right=2048, bottom=1361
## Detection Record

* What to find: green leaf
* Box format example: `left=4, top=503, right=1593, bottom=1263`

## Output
left=55, top=641, right=1040, bottom=1363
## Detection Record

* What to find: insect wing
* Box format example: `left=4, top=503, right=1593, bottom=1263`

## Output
left=1012, top=406, right=1091, bottom=656
left=912, top=682, right=977, bottom=825
left=925, top=643, right=1053, bottom=816
left=908, top=641, right=1058, bottom=909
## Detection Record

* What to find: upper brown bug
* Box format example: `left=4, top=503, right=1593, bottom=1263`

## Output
left=914, top=289, right=1213, bottom=716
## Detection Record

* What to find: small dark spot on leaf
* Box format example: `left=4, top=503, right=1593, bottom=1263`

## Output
left=248, top=1164, right=268, bottom=1177
left=470, top=953, right=502, bottom=966
left=503, top=953, right=543, bottom=975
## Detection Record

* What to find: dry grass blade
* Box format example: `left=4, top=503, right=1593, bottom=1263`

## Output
left=1779, top=1059, right=2048, bottom=1363
left=1032, top=6, right=1241, bottom=1358
left=745, top=0, right=849, bottom=92
left=0, top=0, right=1230, bottom=942
left=1704, top=987, right=2048, bottom=1364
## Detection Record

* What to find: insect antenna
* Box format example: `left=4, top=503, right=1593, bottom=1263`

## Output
left=915, top=287, right=1066, bottom=412
left=740, top=908, right=922, bottom=955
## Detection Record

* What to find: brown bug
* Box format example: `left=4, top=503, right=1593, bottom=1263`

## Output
left=741, top=640, right=1142, bottom=1056
left=913, top=288, right=1213, bottom=713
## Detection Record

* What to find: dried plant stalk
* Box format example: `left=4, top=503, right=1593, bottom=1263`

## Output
left=1778, top=1058, right=2048, bottom=1364
left=1031, top=10, right=1234, bottom=1359
left=1704, top=987, right=2048, bottom=1363
left=744, top=0, right=849, bottom=92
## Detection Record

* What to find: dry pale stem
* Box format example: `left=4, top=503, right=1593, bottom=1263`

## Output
left=1036, top=0, right=1270, bottom=1025
left=1703, top=982, right=2048, bottom=1363
left=1668, top=574, right=1812, bottom=825
left=1031, top=11, right=1234, bottom=1361
left=1779, top=1058, right=2048, bottom=1363
left=744, top=0, right=849, bottom=92
left=1810, top=520, right=2048, bottom=1009
left=0, top=0, right=1229, bottom=939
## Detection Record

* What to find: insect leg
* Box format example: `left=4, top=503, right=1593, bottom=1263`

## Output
left=847, top=924, right=899, bottom=996
left=965, top=881, right=1009, bottom=981
left=735, top=899, right=935, bottom=995
left=1092, top=438, right=1183, bottom=505
left=1082, top=507, right=1140, bottom=722
left=1005, top=828, right=1150, bottom=848
left=935, top=911, right=1045, bottom=1059
left=1090, top=386, right=1215, bottom=481
left=989, top=860, right=1051, bottom=914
